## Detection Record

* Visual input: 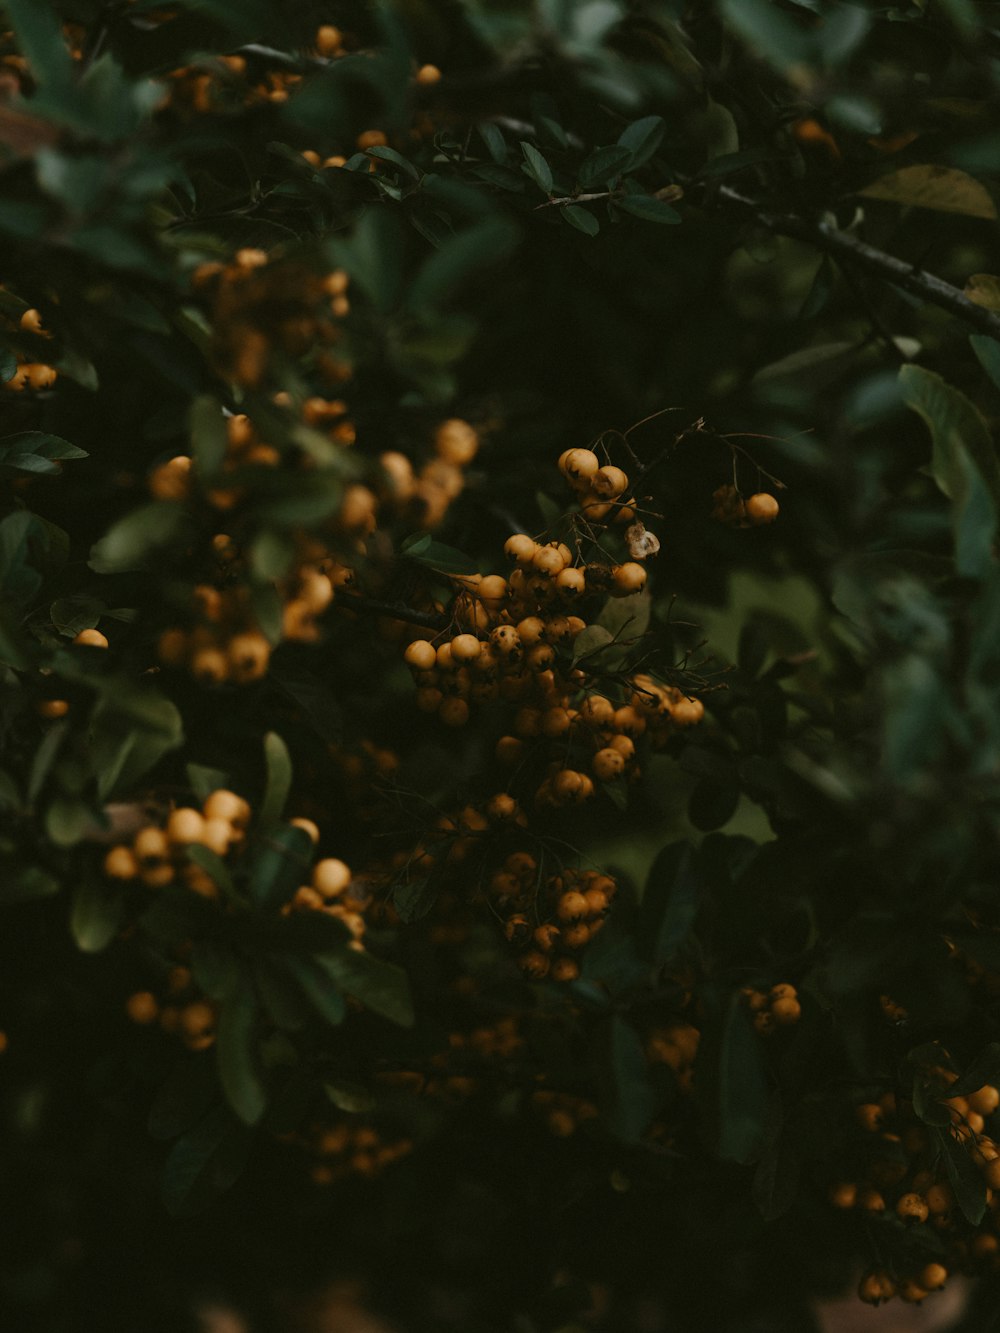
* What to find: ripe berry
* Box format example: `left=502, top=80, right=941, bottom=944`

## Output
left=167, top=808, right=205, bottom=846
left=558, top=448, right=599, bottom=485
left=591, top=465, right=628, bottom=498
left=450, top=633, right=482, bottom=663
left=771, top=996, right=801, bottom=1026
left=593, top=748, right=625, bottom=781
left=104, top=845, right=140, bottom=880
left=435, top=418, right=478, bottom=464
left=439, top=697, right=470, bottom=726
left=415, top=63, right=442, bottom=86
left=74, top=628, right=108, bottom=648
left=557, top=890, right=588, bottom=922
left=134, top=827, right=169, bottom=863
left=504, top=534, right=537, bottom=564
left=896, top=1192, right=929, bottom=1223
left=313, top=859, right=351, bottom=898
left=612, top=562, right=647, bottom=595
left=125, top=992, right=159, bottom=1025
left=746, top=493, right=779, bottom=525
left=551, top=957, right=580, bottom=982
left=555, top=567, right=585, bottom=596
left=828, top=1182, right=857, bottom=1209
left=290, top=817, right=320, bottom=844
left=203, top=790, right=249, bottom=825
left=969, top=1085, right=1000, bottom=1116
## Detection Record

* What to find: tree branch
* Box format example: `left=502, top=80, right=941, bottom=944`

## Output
left=536, top=190, right=619, bottom=210
left=714, top=185, right=1000, bottom=340
left=335, top=591, right=447, bottom=633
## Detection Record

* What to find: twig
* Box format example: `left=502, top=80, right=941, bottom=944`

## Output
left=714, top=184, right=1000, bottom=340
left=336, top=591, right=447, bottom=632
left=536, top=190, right=619, bottom=210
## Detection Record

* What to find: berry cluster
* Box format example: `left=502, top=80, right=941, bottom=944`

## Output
left=2, top=306, right=58, bottom=394
left=828, top=1068, right=1000, bottom=1306
left=499, top=865, right=616, bottom=983
left=740, top=982, right=802, bottom=1034
left=711, top=485, right=780, bottom=527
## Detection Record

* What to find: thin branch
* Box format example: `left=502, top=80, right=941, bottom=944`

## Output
left=714, top=185, right=1000, bottom=340
left=335, top=591, right=447, bottom=632
left=536, top=190, right=618, bottom=210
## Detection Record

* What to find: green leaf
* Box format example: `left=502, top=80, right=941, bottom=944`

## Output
left=191, top=938, right=239, bottom=1000
left=400, top=532, right=475, bottom=576
left=161, top=1105, right=253, bottom=1218
left=861, top=165, right=996, bottom=220
left=190, top=396, right=228, bottom=477
left=148, top=1057, right=219, bottom=1142
left=570, top=624, right=615, bottom=666
left=939, top=1128, right=988, bottom=1224
left=520, top=141, right=554, bottom=194
left=407, top=218, right=519, bottom=311
left=0, top=864, right=59, bottom=907
left=577, top=145, right=632, bottom=189
left=949, top=1043, right=1000, bottom=1097
left=50, top=594, right=103, bottom=637
left=89, top=502, right=192, bottom=574
left=0, top=432, right=87, bottom=477
left=216, top=977, right=267, bottom=1125
left=596, top=1015, right=656, bottom=1142
left=477, top=121, right=507, bottom=163
left=366, top=145, right=420, bottom=179
left=616, top=116, right=665, bottom=169
left=639, top=841, right=699, bottom=966
left=718, top=995, right=769, bottom=1162
left=317, top=947, right=414, bottom=1027
left=70, top=877, right=123, bottom=953
left=283, top=955, right=348, bottom=1027
left=259, top=731, right=292, bottom=828
left=596, top=590, right=651, bottom=640
left=562, top=205, right=600, bottom=236
left=617, top=194, right=681, bottom=224
left=752, top=1095, right=799, bottom=1221
left=899, top=365, right=1000, bottom=577
left=4, top=0, right=75, bottom=94
left=186, top=763, right=230, bottom=802
left=248, top=824, right=314, bottom=911
left=971, top=335, right=1000, bottom=392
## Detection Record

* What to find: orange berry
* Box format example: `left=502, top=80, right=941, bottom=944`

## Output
left=104, top=845, right=139, bottom=880
left=74, top=628, right=108, bottom=648
left=125, top=992, right=159, bottom=1025
left=313, top=858, right=351, bottom=898
left=166, top=808, right=205, bottom=846
left=593, top=747, right=625, bottom=781
left=746, top=493, right=779, bottom=525
left=611, top=562, right=646, bottom=595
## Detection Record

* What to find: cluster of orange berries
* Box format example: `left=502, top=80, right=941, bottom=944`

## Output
left=499, top=865, right=616, bottom=982
left=190, top=249, right=352, bottom=388
left=711, top=485, right=780, bottom=527
left=646, top=1022, right=700, bottom=1092
left=740, top=982, right=802, bottom=1034
left=828, top=1074, right=1000, bottom=1303
left=3, top=307, right=58, bottom=393
left=375, top=1017, right=525, bottom=1107
left=531, top=1089, right=600, bottom=1138
left=125, top=971, right=218, bottom=1052
left=102, top=788, right=252, bottom=895
left=302, top=1120, right=414, bottom=1186
left=282, top=842, right=368, bottom=950
left=557, top=448, right=638, bottom=526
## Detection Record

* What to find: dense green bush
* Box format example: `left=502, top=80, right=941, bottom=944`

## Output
left=3, top=1, right=1000, bottom=1329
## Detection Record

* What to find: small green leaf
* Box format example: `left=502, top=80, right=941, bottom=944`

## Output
left=577, top=145, right=632, bottom=188
left=617, top=194, right=681, bottom=224
left=248, top=824, right=314, bottom=911
left=639, top=841, right=700, bottom=965
left=596, top=1015, right=656, bottom=1143
left=520, top=141, right=554, bottom=194
left=562, top=205, right=600, bottom=236
left=70, top=877, right=123, bottom=953
left=719, top=994, right=769, bottom=1162
left=971, top=335, right=1000, bottom=392
left=148, top=1057, right=219, bottom=1141
left=939, top=1127, right=988, bottom=1224
left=616, top=115, right=665, bottom=169
left=161, top=1106, right=253, bottom=1218
left=216, top=977, right=267, bottom=1125
left=89, top=502, right=192, bottom=574
left=283, top=955, right=348, bottom=1026
left=259, top=731, right=292, bottom=828
left=190, top=396, right=228, bottom=477
left=317, top=947, right=414, bottom=1027
left=191, top=939, right=239, bottom=1000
